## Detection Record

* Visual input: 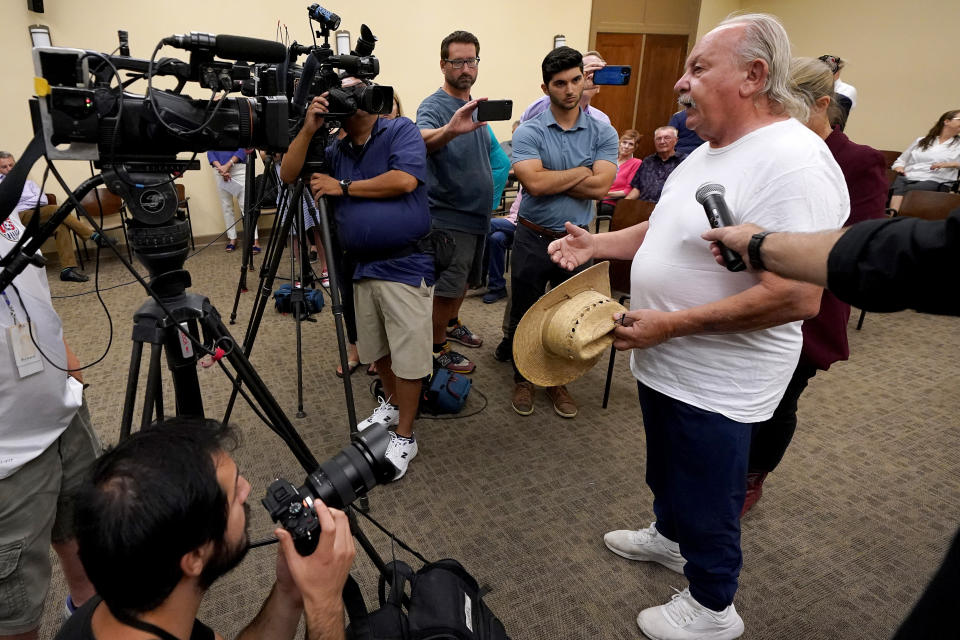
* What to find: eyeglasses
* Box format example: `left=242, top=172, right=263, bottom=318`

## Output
left=948, top=117, right=960, bottom=121
left=443, top=57, right=480, bottom=69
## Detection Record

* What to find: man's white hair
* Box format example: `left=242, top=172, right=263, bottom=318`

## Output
left=717, top=13, right=807, bottom=122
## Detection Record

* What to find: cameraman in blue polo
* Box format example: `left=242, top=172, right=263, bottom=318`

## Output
left=281, top=79, right=433, bottom=481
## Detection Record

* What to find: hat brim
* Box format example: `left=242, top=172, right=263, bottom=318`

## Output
left=513, top=262, right=623, bottom=387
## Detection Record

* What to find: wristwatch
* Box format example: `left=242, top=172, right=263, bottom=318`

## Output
left=747, top=231, right=774, bottom=271
left=339, top=178, right=351, bottom=197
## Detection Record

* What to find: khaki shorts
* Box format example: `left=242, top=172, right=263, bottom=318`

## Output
left=354, top=278, right=434, bottom=381
left=0, top=395, right=102, bottom=634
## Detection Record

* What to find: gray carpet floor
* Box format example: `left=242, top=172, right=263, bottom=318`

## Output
left=36, top=235, right=960, bottom=639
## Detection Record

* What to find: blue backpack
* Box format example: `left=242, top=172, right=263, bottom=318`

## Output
left=273, top=283, right=324, bottom=316
left=420, top=367, right=472, bottom=415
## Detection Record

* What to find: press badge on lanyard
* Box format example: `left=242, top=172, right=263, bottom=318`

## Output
left=2, top=291, right=43, bottom=378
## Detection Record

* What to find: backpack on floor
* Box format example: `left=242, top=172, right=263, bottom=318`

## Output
left=273, top=283, right=324, bottom=316
left=344, top=559, right=511, bottom=640
left=419, top=367, right=472, bottom=415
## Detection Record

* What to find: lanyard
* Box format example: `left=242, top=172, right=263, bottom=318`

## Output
left=1, top=290, right=18, bottom=325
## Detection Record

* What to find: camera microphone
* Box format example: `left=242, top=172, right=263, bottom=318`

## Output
left=291, top=53, right=322, bottom=115
left=162, top=32, right=287, bottom=63
left=695, top=182, right=746, bottom=272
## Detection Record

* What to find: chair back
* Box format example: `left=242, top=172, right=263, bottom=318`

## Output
left=879, top=149, right=901, bottom=187
left=898, top=190, right=960, bottom=221
left=606, top=199, right=656, bottom=296
left=45, top=193, right=57, bottom=206
left=78, top=188, right=125, bottom=217
left=174, top=183, right=187, bottom=204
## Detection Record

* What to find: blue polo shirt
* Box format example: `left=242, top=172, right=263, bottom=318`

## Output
left=511, top=107, right=618, bottom=230
left=324, top=117, right=434, bottom=287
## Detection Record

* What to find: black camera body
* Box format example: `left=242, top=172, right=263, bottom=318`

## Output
left=262, top=423, right=396, bottom=555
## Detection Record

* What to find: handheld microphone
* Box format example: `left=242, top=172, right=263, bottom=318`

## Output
left=695, top=182, right=746, bottom=272
left=162, top=33, right=287, bottom=63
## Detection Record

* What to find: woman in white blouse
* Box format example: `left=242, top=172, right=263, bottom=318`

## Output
left=889, top=109, right=960, bottom=212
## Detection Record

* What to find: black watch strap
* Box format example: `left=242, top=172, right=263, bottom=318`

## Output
left=748, top=231, right=774, bottom=271
left=339, top=179, right=351, bottom=197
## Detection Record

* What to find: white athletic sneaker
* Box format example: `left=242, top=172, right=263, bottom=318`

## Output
left=357, top=396, right=399, bottom=432
left=604, top=522, right=686, bottom=574
left=637, top=588, right=744, bottom=640
left=385, top=432, right=418, bottom=480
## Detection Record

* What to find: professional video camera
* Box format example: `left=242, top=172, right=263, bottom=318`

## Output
left=263, top=424, right=396, bottom=555
left=241, top=5, right=393, bottom=124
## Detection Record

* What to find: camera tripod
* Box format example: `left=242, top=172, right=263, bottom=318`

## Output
left=221, top=156, right=360, bottom=432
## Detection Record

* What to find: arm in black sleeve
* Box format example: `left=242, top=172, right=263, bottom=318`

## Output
left=826, top=208, right=960, bottom=316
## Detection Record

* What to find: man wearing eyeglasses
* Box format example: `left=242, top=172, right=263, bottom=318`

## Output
left=416, top=30, right=493, bottom=376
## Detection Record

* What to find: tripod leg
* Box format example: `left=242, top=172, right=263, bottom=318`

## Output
left=120, top=339, right=144, bottom=441
left=141, top=343, right=164, bottom=430
left=202, top=300, right=319, bottom=472
left=314, top=197, right=359, bottom=432
left=223, top=181, right=301, bottom=424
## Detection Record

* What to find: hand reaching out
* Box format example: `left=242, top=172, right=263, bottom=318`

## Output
left=547, top=222, right=597, bottom=271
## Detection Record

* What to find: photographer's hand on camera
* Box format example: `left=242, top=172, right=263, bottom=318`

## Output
left=279, top=95, right=331, bottom=184
left=275, top=500, right=355, bottom=640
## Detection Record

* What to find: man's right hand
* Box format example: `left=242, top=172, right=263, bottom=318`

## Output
left=548, top=222, right=597, bottom=271
left=275, top=500, right=355, bottom=608
left=302, top=95, right=331, bottom=136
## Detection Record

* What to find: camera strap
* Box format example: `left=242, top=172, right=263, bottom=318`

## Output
left=0, top=135, right=44, bottom=227
left=111, top=603, right=215, bottom=640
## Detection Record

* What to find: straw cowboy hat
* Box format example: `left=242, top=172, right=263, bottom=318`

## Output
left=513, top=262, right=628, bottom=387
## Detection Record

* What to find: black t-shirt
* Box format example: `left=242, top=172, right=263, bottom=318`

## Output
left=55, top=596, right=215, bottom=640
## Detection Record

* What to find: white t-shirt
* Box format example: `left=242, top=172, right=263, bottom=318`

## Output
left=892, top=136, right=960, bottom=183
left=0, top=211, right=82, bottom=479
left=629, top=118, right=849, bottom=423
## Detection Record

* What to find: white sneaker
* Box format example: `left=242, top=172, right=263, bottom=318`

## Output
left=357, top=396, right=398, bottom=432
left=385, top=432, right=418, bottom=480
left=604, top=522, right=686, bottom=574
left=637, top=588, right=744, bottom=640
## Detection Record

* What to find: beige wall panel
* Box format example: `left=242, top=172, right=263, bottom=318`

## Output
left=745, top=0, right=960, bottom=152
left=694, top=0, right=960, bottom=152
left=2, top=0, right=591, bottom=241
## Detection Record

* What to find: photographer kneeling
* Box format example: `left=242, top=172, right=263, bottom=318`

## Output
left=280, top=80, right=434, bottom=481
left=55, top=419, right=355, bottom=640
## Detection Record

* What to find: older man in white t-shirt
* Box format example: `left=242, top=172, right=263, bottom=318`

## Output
left=548, top=14, right=848, bottom=640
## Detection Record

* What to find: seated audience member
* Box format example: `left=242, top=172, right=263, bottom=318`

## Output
left=284, top=82, right=434, bottom=480
left=208, top=148, right=260, bottom=254
left=818, top=54, right=856, bottom=128
left=484, top=165, right=516, bottom=305
left=0, top=151, right=106, bottom=282
left=888, top=109, right=960, bottom=213
left=56, top=419, right=355, bottom=640
left=741, top=56, right=889, bottom=514
left=598, top=129, right=643, bottom=218
left=668, top=109, right=706, bottom=155
left=624, top=126, right=684, bottom=203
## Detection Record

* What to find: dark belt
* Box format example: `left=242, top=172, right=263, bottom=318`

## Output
left=518, top=217, right=584, bottom=240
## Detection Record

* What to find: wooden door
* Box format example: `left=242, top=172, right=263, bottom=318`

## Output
left=592, top=32, right=688, bottom=158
